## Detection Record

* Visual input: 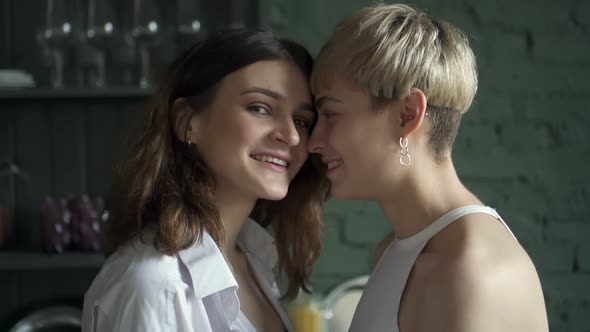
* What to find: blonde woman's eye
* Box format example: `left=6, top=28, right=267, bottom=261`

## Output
left=248, top=105, right=271, bottom=115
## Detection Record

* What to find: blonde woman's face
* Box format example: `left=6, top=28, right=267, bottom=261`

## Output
left=308, top=76, right=403, bottom=200
left=190, top=60, right=315, bottom=201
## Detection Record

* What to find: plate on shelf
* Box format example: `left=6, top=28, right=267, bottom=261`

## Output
left=0, top=70, right=36, bottom=88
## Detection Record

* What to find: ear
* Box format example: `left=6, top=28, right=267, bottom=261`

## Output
left=400, top=88, right=427, bottom=139
left=170, top=98, right=199, bottom=143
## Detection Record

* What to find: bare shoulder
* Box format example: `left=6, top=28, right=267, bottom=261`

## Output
left=418, top=218, right=549, bottom=332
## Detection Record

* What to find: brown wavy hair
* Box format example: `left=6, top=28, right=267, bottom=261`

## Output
left=104, top=30, right=329, bottom=299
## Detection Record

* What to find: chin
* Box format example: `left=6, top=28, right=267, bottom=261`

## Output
left=259, top=186, right=289, bottom=201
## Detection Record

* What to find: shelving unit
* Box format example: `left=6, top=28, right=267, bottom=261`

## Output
left=0, top=87, right=152, bottom=100
left=0, top=1, right=261, bottom=326
left=1, top=87, right=147, bottom=273
left=0, top=251, right=104, bottom=270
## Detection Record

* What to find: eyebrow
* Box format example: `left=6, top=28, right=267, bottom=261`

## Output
left=241, top=87, right=284, bottom=100
left=315, top=96, right=343, bottom=109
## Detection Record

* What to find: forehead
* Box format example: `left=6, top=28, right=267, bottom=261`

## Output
left=223, top=60, right=308, bottom=92
left=207, top=60, right=313, bottom=115
left=314, top=75, right=370, bottom=108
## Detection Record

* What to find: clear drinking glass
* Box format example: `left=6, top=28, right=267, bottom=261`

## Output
left=176, top=0, right=205, bottom=52
left=85, top=0, right=116, bottom=88
left=37, top=0, right=77, bottom=88
left=131, top=0, right=161, bottom=88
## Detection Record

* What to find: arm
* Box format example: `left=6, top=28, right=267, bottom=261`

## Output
left=417, top=256, right=549, bottom=332
left=89, top=290, right=177, bottom=332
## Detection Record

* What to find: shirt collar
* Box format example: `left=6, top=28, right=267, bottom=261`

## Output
left=177, top=228, right=236, bottom=299
left=177, top=218, right=278, bottom=298
left=237, top=218, right=278, bottom=285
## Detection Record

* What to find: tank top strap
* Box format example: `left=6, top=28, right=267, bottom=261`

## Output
left=427, top=205, right=517, bottom=240
left=424, top=205, right=506, bottom=238
left=395, top=205, right=518, bottom=250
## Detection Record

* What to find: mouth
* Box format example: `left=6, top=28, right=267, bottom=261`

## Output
left=326, top=159, right=343, bottom=170
left=250, top=154, right=290, bottom=168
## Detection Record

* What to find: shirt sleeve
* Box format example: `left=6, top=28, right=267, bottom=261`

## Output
left=88, top=287, right=177, bottom=332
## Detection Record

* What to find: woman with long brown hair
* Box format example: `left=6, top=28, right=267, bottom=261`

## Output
left=82, top=29, right=328, bottom=332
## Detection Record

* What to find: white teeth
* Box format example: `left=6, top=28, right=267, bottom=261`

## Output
left=252, top=155, right=288, bottom=167
left=327, top=160, right=343, bottom=169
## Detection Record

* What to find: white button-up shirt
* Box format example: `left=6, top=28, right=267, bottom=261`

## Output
left=82, top=219, right=293, bottom=332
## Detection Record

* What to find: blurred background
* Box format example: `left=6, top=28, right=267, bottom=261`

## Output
left=0, top=0, right=588, bottom=331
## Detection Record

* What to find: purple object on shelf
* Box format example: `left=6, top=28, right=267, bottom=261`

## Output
left=39, top=197, right=71, bottom=253
left=68, top=194, right=102, bottom=251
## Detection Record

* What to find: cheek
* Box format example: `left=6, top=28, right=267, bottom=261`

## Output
left=222, top=121, right=259, bottom=151
left=325, top=124, right=347, bottom=149
left=331, top=125, right=365, bottom=160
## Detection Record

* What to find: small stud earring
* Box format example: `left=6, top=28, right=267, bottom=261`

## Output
left=186, top=124, right=193, bottom=146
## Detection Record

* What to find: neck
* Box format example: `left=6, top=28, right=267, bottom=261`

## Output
left=213, top=187, right=256, bottom=258
left=377, top=159, right=481, bottom=239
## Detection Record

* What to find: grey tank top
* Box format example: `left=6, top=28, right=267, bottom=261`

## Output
left=348, top=205, right=517, bottom=332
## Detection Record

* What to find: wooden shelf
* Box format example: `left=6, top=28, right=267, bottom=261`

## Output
left=0, top=87, right=153, bottom=100
left=0, top=251, right=105, bottom=270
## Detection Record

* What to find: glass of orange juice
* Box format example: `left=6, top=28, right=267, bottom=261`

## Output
left=288, top=290, right=323, bottom=332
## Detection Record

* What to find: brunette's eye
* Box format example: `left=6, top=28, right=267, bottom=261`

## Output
left=247, top=105, right=271, bottom=115
left=293, top=117, right=312, bottom=130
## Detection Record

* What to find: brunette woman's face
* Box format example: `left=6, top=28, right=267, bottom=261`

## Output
left=189, top=60, right=315, bottom=201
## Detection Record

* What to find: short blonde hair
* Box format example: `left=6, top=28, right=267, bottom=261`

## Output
left=312, top=4, right=478, bottom=160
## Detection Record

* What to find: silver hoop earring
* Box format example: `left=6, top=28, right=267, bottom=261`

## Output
left=399, top=137, right=411, bottom=166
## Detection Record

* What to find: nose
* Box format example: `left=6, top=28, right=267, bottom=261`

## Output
left=271, top=118, right=300, bottom=147
left=307, top=120, right=325, bottom=154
